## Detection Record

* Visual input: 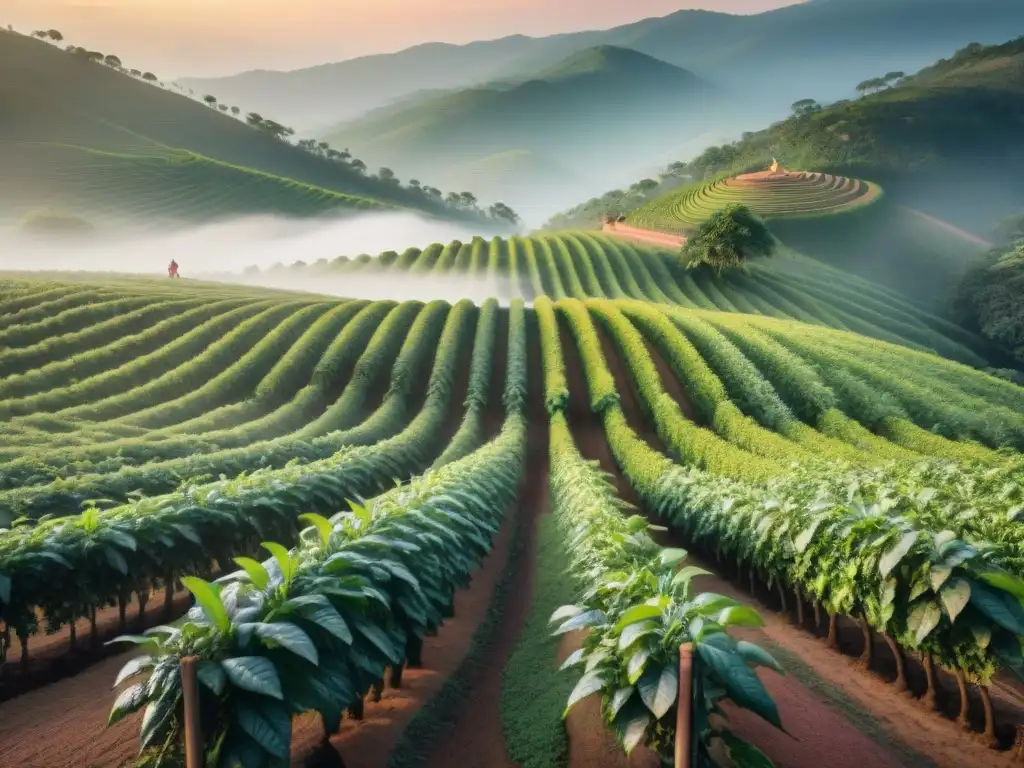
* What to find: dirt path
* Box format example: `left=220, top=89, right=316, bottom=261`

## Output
left=1, top=590, right=192, bottom=703
left=419, top=309, right=551, bottom=768
left=292, top=503, right=519, bottom=768
left=902, top=207, right=993, bottom=249
left=558, top=316, right=928, bottom=768
left=602, top=223, right=687, bottom=249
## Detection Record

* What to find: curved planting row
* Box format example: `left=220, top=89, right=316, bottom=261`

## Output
left=627, top=170, right=883, bottom=233
left=259, top=228, right=988, bottom=366
left=540, top=295, right=1024, bottom=753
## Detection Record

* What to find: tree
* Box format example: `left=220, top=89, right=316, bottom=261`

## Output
left=47, top=30, right=63, bottom=42
left=31, top=30, right=46, bottom=39
left=791, top=98, right=821, bottom=117
left=246, top=112, right=264, bottom=127
left=230, top=106, right=240, bottom=116
left=488, top=202, right=520, bottom=225
left=445, top=191, right=461, bottom=207
left=855, top=77, right=888, bottom=96
left=680, top=203, right=776, bottom=273
left=377, top=167, right=397, bottom=184
left=629, top=179, right=659, bottom=195
left=104, top=54, right=122, bottom=68
left=458, top=191, right=478, bottom=209
left=350, top=158, right=366, bottom=173
left=129, top=69, right=141, bottom=77
left=218, top=104, right=229, bottom=112
left=85, top=51, right=104, bottom=62
left=203, top=94, right=217, bottom=107
left=883, top=71, right=905, bottom=84
left=142, top=72, right=157, bottom=81
left=317, top=141, right=330, bottom=154
left=408, top=179, right=421, bottom=190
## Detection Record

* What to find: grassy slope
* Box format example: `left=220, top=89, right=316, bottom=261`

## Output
left=321, top=46, right=718, bottom=213
left=0, top=32, right=473, bottom=225
left=557, top=37, right=1024, bottom=305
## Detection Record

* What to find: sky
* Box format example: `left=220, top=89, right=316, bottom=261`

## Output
left=5, top=0, right=801, bottom=79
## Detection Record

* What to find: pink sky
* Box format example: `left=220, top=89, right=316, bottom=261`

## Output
left=5, top=0, right=800, bottom=79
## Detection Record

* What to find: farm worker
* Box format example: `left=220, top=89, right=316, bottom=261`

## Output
left=168, top=259, right=179, bottom=278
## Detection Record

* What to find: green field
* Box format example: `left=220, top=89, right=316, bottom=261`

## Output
left=627, top=171, right=882, bottom=234
left=0, top=227, right=1022, bottom=765
left=0, top=31, right=492, bottom=227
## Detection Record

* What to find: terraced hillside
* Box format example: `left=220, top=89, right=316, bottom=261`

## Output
left=254, top=231, right=996, bottom=368
left=1, top=241, right=1023, bottom=767
left=0, top=31, right=490, bottom=227
left=627, top=170, right=882, bottom=234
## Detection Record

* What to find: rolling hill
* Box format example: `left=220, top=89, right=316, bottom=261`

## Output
left=320, top=46, right=722, bottom=220
left=0, top=30, right=494, bottom=228
left=179, top=0, right=1024, bottom=133
left=549, top=36, right=1024, bottom=307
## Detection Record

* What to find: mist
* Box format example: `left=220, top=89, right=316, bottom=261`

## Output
left=0, top=211, right=503, bottom=275
left=215, top=267, right=522, bottom=307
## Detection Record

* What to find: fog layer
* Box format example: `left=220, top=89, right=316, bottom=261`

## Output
left=0, top=212, right=498, bottom=275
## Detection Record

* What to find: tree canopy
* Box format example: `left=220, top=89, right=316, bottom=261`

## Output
left=680, top=203, right=776, bottom=273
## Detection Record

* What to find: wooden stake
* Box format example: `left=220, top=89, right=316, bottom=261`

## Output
left=675, top=643, right=694, bottom=768
left=180, top=656, right=203, bottom=768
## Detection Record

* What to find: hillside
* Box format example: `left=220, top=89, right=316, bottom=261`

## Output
left=179, top=0, right=1024, bottom=132
left=321, top=46, right=720, bottom=220
left=0, top=31, right=492, bottom=228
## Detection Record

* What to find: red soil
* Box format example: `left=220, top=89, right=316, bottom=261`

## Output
left=556, top=316, right=937, bottom=768
left=902, top=207, right=994, bottom=248
left=1, top=590, right=192, bottom=703
left=602, top=223, right=687, bottom=249
left=419, top=310, right=550, bottom=768
left=291, top=505, right=519, bottom=768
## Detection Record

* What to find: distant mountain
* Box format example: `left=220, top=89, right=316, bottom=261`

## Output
left=0, top=31, right=493, bottom=229
left=319, top=46, right=720, bottom=220
left=178, top=0, right=1024, bottom=132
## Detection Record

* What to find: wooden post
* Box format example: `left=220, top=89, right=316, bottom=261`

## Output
left=180, top=656, right=203, bottom=768
left=675, top=643, right=694, bottom=768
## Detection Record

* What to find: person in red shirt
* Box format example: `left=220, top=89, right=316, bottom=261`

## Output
left=168, top=259, right=179, bottom=278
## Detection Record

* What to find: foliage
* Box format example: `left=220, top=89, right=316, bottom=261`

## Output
left=680, top=205, right=776, bottom=273
left=953, top=240, right=1024, bottom=366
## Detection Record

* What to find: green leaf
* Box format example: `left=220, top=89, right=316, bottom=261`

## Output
left=618, top=621, right=657, bottom=651
left=627, top=647, right=651, bottom=684
left=300, top=605, right=353, bottom=644
left=658, top=548, right=688, bottom=569
left=261, top=541, right=295, bottom=585
left=222, top=656, right=283, bottom=699
left=721, top=730, right=776, bottom=768
left=615, top=604, right=663, bottom=632
left=104, top=547, right=128, bottom=575
left=969, top=581, right=1024, bottom=634
left=108, top=682, right=148, bottom=726
left=638, top=662, right=678, bottom=719
left=252, top=622, right=319, bottom=665
left=977, top=570, right=1024, bottom=601
left=564, top=670, right=605, bottom=715
left=197, top=660, right=226, bottom=695
left=879, top=531, right=918, bottom=578
left=113, top=655, right=154, bottom=687
left=671, top=565, right=712, bottom=591
left=717, top=606, right=764, bottom=628
left=697, top=633, right=782, bottom=729
left=735, top=640, right=784, bottom=674
left=929, top=566, right=952, bottom=591
left=609, top=686, right=634, bottom=720
left=554, top=609, right=605, bottom=635
left=235, top=700, right=290, bottom=758
left=907, top=601, right=942, bottom=646
left=180, top=576, right=230, bottom=634
left=939, top=578, right=971, bottom=623
left=550, top=605, right=584, bottom=624
left=559, top=648, right=585, bottom=671
left=619, top=708, right=652, bottom=754
left=298, top=513, right=334, bottom=546
left=233, top=557, right=271, bottom=591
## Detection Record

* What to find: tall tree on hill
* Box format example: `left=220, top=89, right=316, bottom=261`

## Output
left=203, top=94, right=217, bottom=107
left=104, top=54, right=122, bottom=68
left=230, top=106, right=240, bottom=116
left=377, top=167, right=398, bottom=184
left=459, top=191, right=478, bottom=210
left=142, top=72, right=157, bottom=81
left=350, top=158, right=366, bottom=174
left=791, top=98, right=821, bottom=117
left=681, top=203, right=776, bottom=273
left=47, top=30, right=63, bottom=42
